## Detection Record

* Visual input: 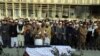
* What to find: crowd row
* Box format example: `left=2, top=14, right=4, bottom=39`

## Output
left=0, top=19, right=100, bottom=49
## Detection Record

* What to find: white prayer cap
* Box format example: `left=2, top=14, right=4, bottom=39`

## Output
left=55, top=21, right=58, bottom=23
left=80, top=24, right=83, bottom=26
left=10, top=19, right=13, bottom=22
left=30, top=21, right=32, bottom=24
left=15, top=20, right=18, bottom=22
left=94, top=23, right=97, bottom=26
left=18, top=21, right=23, bottom=24
left=37, top=22, right=42, bottom=26
left=69, top=22, right=72, bottom=24
left=33, top=21, right=36, bottom=22
left=75, top=24, right=79, bottom=27
left=46, top=22, right=50, bottom=25
left=76, top=20, right=79, bottom=23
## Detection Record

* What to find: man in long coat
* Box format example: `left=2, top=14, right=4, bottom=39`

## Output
left=78, top=23, right=88, bottom=49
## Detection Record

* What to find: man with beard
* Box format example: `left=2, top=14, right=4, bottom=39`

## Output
left=1, top=20, right=10, bottom=47
left=17, top=19, right=25, bottom=47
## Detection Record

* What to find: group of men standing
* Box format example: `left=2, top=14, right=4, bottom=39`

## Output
left=51, top=20, right=100, bottom=49
left=0, top=18, right=51, bottom=48
left=0, top=19, right=25, bottom=47
left=0, top=18, right=100, bottom=50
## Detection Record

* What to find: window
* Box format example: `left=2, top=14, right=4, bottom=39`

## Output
left=14, top=9, right=19, bottom=17
left=21, top=4, right=26, bottom=17
left=8, top=9, right=13, bottom=17
left=14, top=4, right=19, bottom=9
left=28, top=4, right=33, bottom=17
left=0, top=9, right=5, bottom=16
left=0, top=4, right=5, bottom=9
left=7, top=4, right=12, bottom=9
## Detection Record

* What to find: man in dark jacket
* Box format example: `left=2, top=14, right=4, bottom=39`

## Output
left=65, top=23, right=77, bottom=47
left=55, top=22, right=65, bottom=45
left=1, top=20, right=10, bottom=47
left=9, top=20, right=18, bottom=47
left=51, top=22, right=57, bottom=45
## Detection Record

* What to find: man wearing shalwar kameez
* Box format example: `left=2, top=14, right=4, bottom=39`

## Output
left=17, top=20, right=25, bottom=47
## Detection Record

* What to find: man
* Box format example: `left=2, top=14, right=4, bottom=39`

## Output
left=44, top=22, right=51, bottom=45
left=55, top=22, right=65, bottom=45
left=65, top=22, right=77, bottom=47
left=78, top=22, right=88, bottom=49
left=0, top=21, right=3, bottom=45
left=17, top=20, right=24, bottom=47
left=1, top=20, right=10, bottom=47
left=94, top=21, right=100, bottom=50
left=51, top=22, right=57, bottom=45
left=86, top=23, right=95, bottom=49
left=24, top=21, right=33, bottom=46
left=9, top=20, right=18, bottom=48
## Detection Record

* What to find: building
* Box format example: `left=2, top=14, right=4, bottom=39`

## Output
left=0, top=0, right=100, bottom=20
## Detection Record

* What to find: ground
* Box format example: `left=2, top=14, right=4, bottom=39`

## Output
left=0, top=48, right=100, bottom=56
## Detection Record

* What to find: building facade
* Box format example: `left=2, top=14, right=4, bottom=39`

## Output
left=0, top=0, right=100, bottom=19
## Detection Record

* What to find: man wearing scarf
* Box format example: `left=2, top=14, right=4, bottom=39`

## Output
left=17, top=20, right=24, bottom=47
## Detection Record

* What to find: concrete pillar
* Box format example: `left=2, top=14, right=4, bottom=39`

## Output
left=68, top=5, right=71, bottom=18
left=52, top=4, right=56, bottom=18
left=0, top=9, right=1, bottom=19
left=12, top=0, right=15, bottom=19
left=5, top=0, right=8, bottom=17
left=26, top=0, right=28, bottom=18
left=19, top=0, right=21, bottom=18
